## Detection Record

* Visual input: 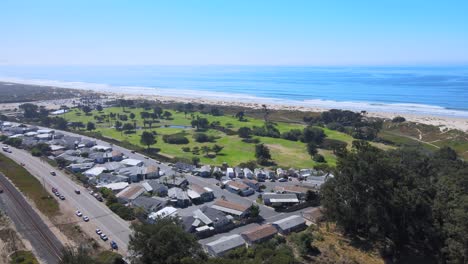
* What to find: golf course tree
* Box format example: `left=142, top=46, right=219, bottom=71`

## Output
left=191, top=116, right=210, bottom=131
left=163, top=111, right=172, bottom=120
left=153, top=106, right=163, bottom=118
left=255, top=143, right=272, bottom=165
left=237, top=127, right=252, bottom=138
left=140, top=111, right=150, bottom=120
left=129, top=217, right=206, bottom=264
left=86, top=121, right=96, bottom=131
left=306, top=142, right=318, bottom=157
left=211, top=144, right=224, bottom=155
left=129, top=112, right=136, bottom=121
left=201, top=145, right=211, bottom=157
left=96, top=104, right=103, bottom=112
left=122, top=123, right=134, bottom=134
left=235, top=111, right=245, bottom=121
left=81, top=105, right=92, bottom=115
left=19, top=103, right=39, bottom=118
left=302, top=126, right=326, bottom=144
left=140, top=131, right=157, bottom=150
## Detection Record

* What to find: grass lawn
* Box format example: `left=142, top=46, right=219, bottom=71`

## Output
left=62, top=107, right=362, bottom=168
left=9, top=250, right=39, bottom=264
left=0, top=153, right=60, bottom=218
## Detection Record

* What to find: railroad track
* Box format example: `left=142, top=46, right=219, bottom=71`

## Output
left=0, top=173, right=63, bottom=263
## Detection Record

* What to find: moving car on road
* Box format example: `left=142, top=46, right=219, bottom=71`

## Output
left=50, top=171, right=56, bottom=176
left=74, top=189, right=80, bottom=194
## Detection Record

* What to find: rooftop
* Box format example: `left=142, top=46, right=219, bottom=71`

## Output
left=242, top=224, right=277, bottom=242
left=211, top=200, right=249, bottom=216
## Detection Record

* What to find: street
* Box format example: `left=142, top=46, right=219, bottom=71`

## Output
left=2, top=147, right=131, bottom=253
left=0, top=173, right=63, bottom=264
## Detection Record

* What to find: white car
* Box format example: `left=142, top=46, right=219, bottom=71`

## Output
left=75, top=210, right=83, bottom=217
left=96, top=229, right=102, bottom=235
left=83, top=216, right=89, bottom=222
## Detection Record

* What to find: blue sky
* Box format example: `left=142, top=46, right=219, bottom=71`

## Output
left=1, top=0, right=467, bottom=65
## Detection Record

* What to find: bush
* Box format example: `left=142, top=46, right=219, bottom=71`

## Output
left=182, top=147, right=191, bottom=152
left=108, top=203, right=135, bottom=221
left=193, top=133, right=215, bottom=143
left=252, top=122, right=281, bottom=138
left=313, top=154, right=326, bottom=163
left=238, top=127, right=252, bottom=138
left=281, top=129, right=302, bottom=141
left=392, top=116, right=406, bottom=123
left=242, top=138, right=260, bottom=144
left=162, top=133, right=189, bottom=144
left=4, top=138, right=22, bottom=148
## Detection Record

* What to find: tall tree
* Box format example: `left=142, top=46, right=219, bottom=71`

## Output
left=129, top=218, right=205, bottom=264
left=140, top=131, right=156, bottom=149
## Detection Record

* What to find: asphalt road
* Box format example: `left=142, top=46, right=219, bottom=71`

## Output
left=2, top=147, right=131, bottom=253
left=0, top=173, right=63, bottom=264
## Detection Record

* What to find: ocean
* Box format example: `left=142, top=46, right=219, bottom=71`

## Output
left=0, top=65, right=467, bottom=117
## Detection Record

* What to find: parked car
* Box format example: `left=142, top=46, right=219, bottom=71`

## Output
left=100, top=234, right=108, bottom=241
left=95, top=229, right=102, bottom=235
left=0, top=188, right=3, bottom=194
left=54, top=192, right=61, bottom=197
left=278, top=178, right=287, bottom=182
left=110, top=241, right=118, bottom=250
left=52, top=187, right=57, bottom=193
left=76, top=210, right=83, bottom=217
left=83, top=216, right=89, bottom=222
left=59, top=195, right=65, bottom=200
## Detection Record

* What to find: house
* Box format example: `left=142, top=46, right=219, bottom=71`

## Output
left=211, top=200, right=250, bottom=218
left=274, top=186, right=310, bottom=200
left=276, top=168, right=286, bottom=178
left=77, top=139, right=96, bottom=148
left=234, top=167, right=244, bottom=178
left=188, top=184, right=215, bottom=203
left=244, top=167, right=255, bottom=178
left=116, top=184, right=145, bottom=202
left=143, top=165, right=159, bottom=179
left=272, top=215, right=306, bottom=235
left=262, top=193, right=299, bottom=207
left=89, top=152, right=105, bottom=164
left=24, top=131, right=38, bottom=137
left=204, top=235, right=245, bottom=256
left=91, top=145, right=112, bottom=152
left=148, top=206, right=178, bottom=221
left=103, top=150, right=123, bottom=162
left=198, top=165, right=211, bottom=177
left=97, top=161, right=125, bottom=172
left=120, top=158, right=144, bottom=167
left=254, top=169, right=267, bottom=182
left=241, top=224, right=278, bottom=245
left=93, top=173, right=129, bottom=186
left=159, top=175, right=188, bottom=188
left=146, top=180, right=168, bottom=196
left=226, top=167, right=235, bottom=178
left=299, top=169, right=312, bottom=179
left=174, top=162, right=196, bottom=173
left=37, top=129, right=54, bottom=134
left=225, top=181, right=254, bottom=197
left=131, top=196, right=166, bottom=213
left=118, top=166, right=146, bottom=182
left=49, top=145, right=65, bottom=152
left=242, top=179, right=260, bottom=191
left=68, top=162, right=102, bottom=173
left=99, top=182, right=129, bottom=192
left=183, top=206, right=231, bottom=233
left=83, top=167, right=106, bottom=178
left=35, top=134, right=52, bottom=140
left=168, top=187, right=191, bottom=208
left=265, top=169, right=276, bottom=180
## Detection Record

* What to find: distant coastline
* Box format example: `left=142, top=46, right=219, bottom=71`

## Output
left=1, top=74, right=468, bottom=118
left=1, top=79, right=467, bottom=132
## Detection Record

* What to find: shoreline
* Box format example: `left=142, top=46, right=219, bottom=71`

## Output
left=0, top=80, right=467, bottom=132
left=114, top=92, right=468, bottom=132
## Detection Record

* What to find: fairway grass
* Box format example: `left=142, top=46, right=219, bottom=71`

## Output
left=62, top=107, right=356, bottom=167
